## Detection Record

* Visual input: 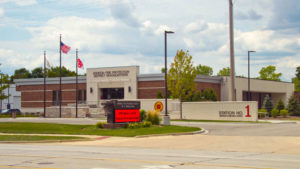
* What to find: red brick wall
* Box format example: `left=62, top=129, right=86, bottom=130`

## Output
left=17, top=83, right=86, bottom=108
left=295, top=92, right=300, bottom=103
left=138, top=81, right=221, bottom=100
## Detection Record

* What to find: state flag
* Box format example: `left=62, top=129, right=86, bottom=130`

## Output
left=77, top=58, right=84, bottom=69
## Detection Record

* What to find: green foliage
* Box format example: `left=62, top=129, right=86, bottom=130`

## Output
left=217, top=67, right=230, bottom=76
left=96, top=121, right=105, bottom=129
left=128, top=121, right=152, bottom=129
left=192, top=91, right=202, bottom=101
left=263, top=94, right=273, bottom=115
left=280, top=109, right=289, bottom=117
left=292, top=77, right=300, bottom=92
left=195, top=64, right=213, bottom=76
left=140, top=109, right=146, bottom=122
left=258, top=65, right=282, bottom=81
left=296, top=66, right=300, bottom=80
left=287, top=95, right=300, bottom=116
left=208, top=88, right=218, bottom=101
left=167, top=50, right=196, bottom=102
left=161, top=68, right=165, bottom=73
left=276, top=99, right=285, bottom=112
left=0, top=74, right=10, bottom=101
left=258, top=112, right=267, bottom=119
left=31, top=67, right=44, bottom=78
left=156, top=91, right=163, bottom=99
left=12, top=68, right=31, bottom=79
left=258, top=109, right=267, bottom=112
left=47, top=66, right=76, bottom=77
left=146, top=110, right=161, bottom=125
left=271, top=108, right=279, bottom=118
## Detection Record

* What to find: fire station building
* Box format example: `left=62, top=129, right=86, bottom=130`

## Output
left=14, top=66, right=294, bottom=113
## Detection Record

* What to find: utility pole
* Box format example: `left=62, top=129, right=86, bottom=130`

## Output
left=229, top=0, right=236, bottom=101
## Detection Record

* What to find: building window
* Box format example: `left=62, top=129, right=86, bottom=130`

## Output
left=100, top=88, right=124, bottom=100
left=77, top=90, right=86, bottom=104
left=52, top=90, right=60, bottom=106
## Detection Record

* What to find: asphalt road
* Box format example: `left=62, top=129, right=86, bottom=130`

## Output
left=1, top=144, right=300, bottom=169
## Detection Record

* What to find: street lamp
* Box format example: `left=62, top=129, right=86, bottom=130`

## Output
left=248, top=51, right=256, bottom=101
left=164, top=30, right=174, bottom=125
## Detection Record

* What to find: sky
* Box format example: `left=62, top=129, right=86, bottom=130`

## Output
left=0, top=0, right=300, bottom=81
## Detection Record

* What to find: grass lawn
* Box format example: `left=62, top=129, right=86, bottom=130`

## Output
left=0, top=122, right=200, bottom=137
left=0, top=114, right=39, bottom=118
left=172, top=119, right=269, bottom=123
left=0, top=135, right=88, bottom=142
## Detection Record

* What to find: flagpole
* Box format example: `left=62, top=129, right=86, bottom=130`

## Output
left=44, top=51, right=46, bottom=118
left=59, top=34, right=62, bottom=118
left=76, top=48, right=78, bottom=118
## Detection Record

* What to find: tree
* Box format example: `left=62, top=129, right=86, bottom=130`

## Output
left=161, top=68, right=165, bottom=73
left=167, top=50, right=196, bottom=118
left=208, top=88, right=218, bottom=101
left=263, top=94, right=273, bottom=116
left=195, top=64, right=213, bottom=76
left=287, top=95, right=300, bottom=116
left=31, top=67, right=44, bottom=78
left=0, top=73, right=10, bottom=101
left=292, top=77, right=300, bottom=92
left=259, top=65, right=282, bottom=81
left=296, top=66, right=300, bottom=80
left=276, top=99, right=285, bottom=112
left=217, top=67, right=230, bottom=76
left=47, top=66, right=76, bottom=77
left=12, top=68, right=31, bottom=79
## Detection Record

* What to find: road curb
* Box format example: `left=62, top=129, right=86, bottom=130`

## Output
left=135, top=128, right=206, bottom=138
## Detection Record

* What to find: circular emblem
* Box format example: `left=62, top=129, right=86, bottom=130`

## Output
left=154, top=101, right=164, bottom=112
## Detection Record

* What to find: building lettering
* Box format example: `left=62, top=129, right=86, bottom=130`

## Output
left=93, top=70, right=130, bottom=78
left=219, top=111, right=243, bottom=117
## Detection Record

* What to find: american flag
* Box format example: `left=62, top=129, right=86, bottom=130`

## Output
left=60, top=42, right=71, bottom=54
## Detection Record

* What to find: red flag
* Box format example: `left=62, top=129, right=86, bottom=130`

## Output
left=61, top=42, right=70, bottom=54
left=77, top=58, right=84, bottom=69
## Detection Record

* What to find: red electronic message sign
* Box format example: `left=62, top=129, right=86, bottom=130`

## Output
left=115, top=109, right=140, bottom=123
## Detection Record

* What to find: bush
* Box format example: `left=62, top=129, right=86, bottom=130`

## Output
left=96, top=121, right=105, bottom=129
left=276, top=99, right=285, bottom=112
left=287, top=95, right=300, bottom=116
left=156, top=91, right=163, bottom=99
left=142, top=121, right=152, bottom=128
left=263, top=94, right=273, bottom=116
left=271, top=108, right=279, bottom=118
left=140, top=109, right=146, bottom=122
left=146, top=110, right=161, bottom=125
left=208, top=88, right=218, bottom=101
left=280, top=109, right=289, bottom=117
left=258, top=109, right=267, bottom=118
left=128, top=123, right=141, bottom=129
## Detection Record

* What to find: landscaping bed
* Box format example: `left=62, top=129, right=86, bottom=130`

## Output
left=0, top=122, right=200, bottom=137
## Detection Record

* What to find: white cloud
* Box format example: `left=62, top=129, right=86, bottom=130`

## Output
left=0, top=0, right=37, bottom=6
left=0, top=8, right=4, bottom=17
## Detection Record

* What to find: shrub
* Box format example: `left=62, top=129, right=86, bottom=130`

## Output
left=287, top=95, right=300, bottom=116
left=156, top=91, right=163, bottom=99
left=96, top=121, right=105, bottom=129
left=140, top=109, right=146, bottom=122
left=271, top=108, right=279, bottom=118
left=122, top=123, right=129, bottom=128
left=208, top=88, right=218, bottom=101
left=258, top=109, right=267, bottom=118
left=276, top=99, right=285, bottom=112
left=128, top=123, right=141, bottom=129
left=263, top=94, right=273, bottom=116
left=142, top=121, right=152, bottom=128
left=280, top=109, right=289, bottom=117
left=146, top=110, right=161, bottom=125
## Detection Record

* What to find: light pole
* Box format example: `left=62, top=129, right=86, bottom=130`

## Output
left=164, top=30, right=174, bottom=125
left=248, top=51, right=256, bottom=101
